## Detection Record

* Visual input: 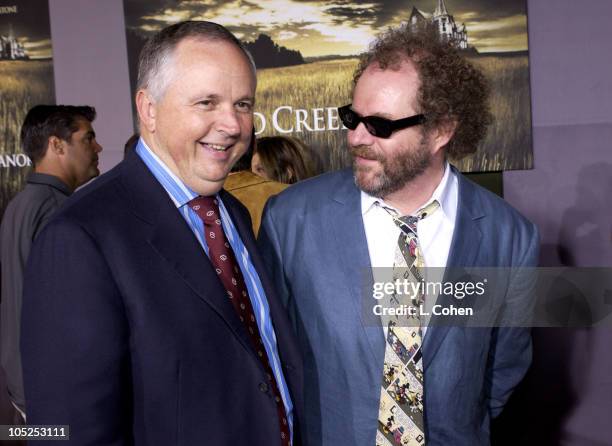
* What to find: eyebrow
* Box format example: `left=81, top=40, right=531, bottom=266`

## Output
left=355, top=109, right=395, bottom=120
left=190, top=93, right=255, bottom=104
left=188, top=93, right=218, bottom=103
left=237, top=95, right=255, bottom=105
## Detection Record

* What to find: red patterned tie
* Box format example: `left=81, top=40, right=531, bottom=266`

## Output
left=189, top=196, right=291, bottom=446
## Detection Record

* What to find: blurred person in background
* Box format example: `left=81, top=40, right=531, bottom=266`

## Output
left=251, top=135, right=315, bottom=184
left=123, top=133, right=140, bottom=158
left=0, top=104, right=101, bottom=422
left=226, top=129, right=288, bottom=234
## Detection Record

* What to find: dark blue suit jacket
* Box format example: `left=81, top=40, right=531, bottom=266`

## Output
left=21, top=151, right=303, bottom=445
left=258, top=167, right=539, bottom=446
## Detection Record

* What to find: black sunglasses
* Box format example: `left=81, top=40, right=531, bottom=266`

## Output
left=338, top=104, right=426, bottom=138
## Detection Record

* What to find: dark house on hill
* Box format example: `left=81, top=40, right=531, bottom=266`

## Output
left=0, top=34, right=28, bottom=60
left=405, top=0, right=468, bottom=50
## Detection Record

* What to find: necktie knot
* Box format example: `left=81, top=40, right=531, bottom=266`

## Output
left=384, top=200, right=440, bottom=234
left=396, top=215, right=419, bottom=230
left=189, top=196, right=220, bottom=223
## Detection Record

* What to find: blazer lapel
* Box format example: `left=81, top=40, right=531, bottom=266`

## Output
left=221, top=191, right=305, bottom=416
left=329, top=172, right=385, bottom=369
left=219, top=190, right=258, bottom=269
left=220, top=191, right=289, bottom=340
left=217, top=189, right=290, bottom=339
left=120, top=153, right=256, bottom=358
left=422, top=169, right=485, bottom=369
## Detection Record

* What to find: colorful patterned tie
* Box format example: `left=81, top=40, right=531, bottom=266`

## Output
left=376, top=200, right=440, bottom=446
left=189, top=196, right=291, bottom=446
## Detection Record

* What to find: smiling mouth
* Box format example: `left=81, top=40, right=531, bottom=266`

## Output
left=200, top=142, right=231, bottom=152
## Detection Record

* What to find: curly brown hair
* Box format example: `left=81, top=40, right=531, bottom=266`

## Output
left=353, top=24, right=492, bottom=159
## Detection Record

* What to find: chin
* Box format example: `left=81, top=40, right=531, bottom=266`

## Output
left=354, top=176, right=379, bottom=196
left=354, top=166, right=377, bottom=186
left=188, top=177, right=226, bottom=196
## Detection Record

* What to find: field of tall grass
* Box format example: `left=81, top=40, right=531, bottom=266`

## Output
left=0, top=60, right=54, bottom=215
left=256, top=59, right=355, bottom=173
left=465, top=54, right=533, bottom=172
left=256, top=53, right=532, bottom=173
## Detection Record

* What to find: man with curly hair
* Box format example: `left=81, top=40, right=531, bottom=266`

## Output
left=259, top=25, right=539, bottom=446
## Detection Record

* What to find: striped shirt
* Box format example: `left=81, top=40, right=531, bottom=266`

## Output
left=136, top=139, right=294, bottom=440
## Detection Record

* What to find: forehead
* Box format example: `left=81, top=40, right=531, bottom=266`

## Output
left=353, top=59, right=421, bottom=116
left=71, top=118, right=93, bottom=135
left=167, top=37, right=255, bottom=96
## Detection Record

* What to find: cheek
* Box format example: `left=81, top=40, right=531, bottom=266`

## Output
left=172, top=145, right=195, bottom=166
left=164, top=125, right=196, bottom=161
left=381, top=142, right=397, bottom=160
left=77, top=146, right=91, bottom=162
left=240, top=113, right=254, bottom=129
left=157, top=102, right=196, bottom=140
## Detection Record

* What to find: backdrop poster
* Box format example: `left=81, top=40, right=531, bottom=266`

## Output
left=0, top=0, right=54, bottom=217
left=124, top=0, right=532, bottom=174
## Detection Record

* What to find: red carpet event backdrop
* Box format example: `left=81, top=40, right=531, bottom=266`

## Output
left=124, top=0, right=533, bottom=175
left=0, top=0, right=55, bottom=217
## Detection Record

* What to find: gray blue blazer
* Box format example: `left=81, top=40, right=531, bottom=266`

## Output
left=258, top=167, right=539, bottom=446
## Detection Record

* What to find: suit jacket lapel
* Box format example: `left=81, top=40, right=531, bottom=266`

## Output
left=423, top=169, right=484, bottom=369
left=444, top=168, right=484, bottom=269
left=329, top=171, right=385, bottom=369
left=218, top=189, right=299, bottom=362
left=221, top=190, right=304, bottom=412
left=220, top=190, right=293, bottom=349
left=119, top=153, right=256, bottom=359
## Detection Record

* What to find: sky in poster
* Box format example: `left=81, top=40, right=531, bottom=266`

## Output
left=125, top=0, right=528, bottom=55
left=0, top=0, right=52, bottom=58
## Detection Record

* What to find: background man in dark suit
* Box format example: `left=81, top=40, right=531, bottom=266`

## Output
left=259, top=25, right=538, bottom=446
left=22, top=21, right=302, bottom=445
left=1, top=104, right=101, bottom=422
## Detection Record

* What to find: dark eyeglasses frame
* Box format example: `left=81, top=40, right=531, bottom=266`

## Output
left=338, top=104, right=427, bottom=138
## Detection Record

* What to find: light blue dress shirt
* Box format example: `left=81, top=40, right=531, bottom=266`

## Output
left=136, top=139, right=293, bottom=440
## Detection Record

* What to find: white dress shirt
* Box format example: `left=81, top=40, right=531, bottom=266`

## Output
left=361, top=162, right=459, bottom=336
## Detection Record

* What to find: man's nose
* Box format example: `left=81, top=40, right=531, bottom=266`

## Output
left=216, top=107, right=241, bottom=137
left=347, top=122, right=375, bottom=148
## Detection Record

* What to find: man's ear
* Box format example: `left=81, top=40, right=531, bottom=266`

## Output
left=430, top=120, right=458, bottom=155
left=48, top=136, right=65, bottom=156
left=136, top=89, right=157, bottom=133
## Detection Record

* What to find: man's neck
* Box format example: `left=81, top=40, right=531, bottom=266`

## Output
left=33, top=165, right=74, bottom=191
left=382, top=161, right=446, bottom=216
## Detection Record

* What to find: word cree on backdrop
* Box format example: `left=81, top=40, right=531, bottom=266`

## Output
left=254, top=106, right=347, bottom=135
left=0, top=154, right=32, bottom=168
left=0, top=6, right=18, bottom=14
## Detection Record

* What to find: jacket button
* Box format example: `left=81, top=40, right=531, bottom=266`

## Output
left=259, top=382, right=268, bottom=393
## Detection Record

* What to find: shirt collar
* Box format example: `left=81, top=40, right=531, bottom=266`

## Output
left=361, top=161, right=454, bottom=218
left=135, top=138, right=201, bottom=208
left=27, top=172, right=72, bottom=196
